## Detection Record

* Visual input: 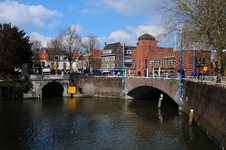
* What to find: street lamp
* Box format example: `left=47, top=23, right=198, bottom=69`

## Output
left=122, top=42, right=125, bottom=92
left=193, top=47, right=195, bottom=76
left=180, top=30, right=182, bottom=100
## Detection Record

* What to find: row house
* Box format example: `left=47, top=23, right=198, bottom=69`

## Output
left=76, top=49, right=102, bottom=73
left=100, top=42, right=137, bottom=74
left=124, top=46, right=136, bottom=70
left=33, top=48, right=82, bottom=73
left=101, top=42, right=123, bottom=74
left=132, top=33, right=211, bottom=76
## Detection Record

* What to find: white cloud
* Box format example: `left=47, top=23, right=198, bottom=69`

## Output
left=127, top=25, right=164, bottom=38
left=48, top=19, right=61, bottom=29
left=108, top=30, right=134, bottom=42
left=98, top=24, right=165, bottom=49
left=0, top=0, right=62, bottom=30
left=28, top=32, right=52, bottom=47
left=81, top=9, right=105, bottom=14
left=89, top=0, right=158, bottom=16
left=71, top=24, right=83, bottom=34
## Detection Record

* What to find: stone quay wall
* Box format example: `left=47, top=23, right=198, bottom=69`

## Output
left=70, top=75, right=123, bottom=98
left=183, top=80, right=226, bottom=148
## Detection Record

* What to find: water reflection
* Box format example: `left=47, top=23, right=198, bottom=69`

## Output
left=0, top=97, right=218, bottom=150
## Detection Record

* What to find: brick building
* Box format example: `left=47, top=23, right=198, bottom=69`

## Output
left=101, top=42, right=123, bottom=74
left=132, top=33, right=211, bottom=76
left=82, top=49, right=103, bottom=72
left=124, top=46, right=136, bottom=70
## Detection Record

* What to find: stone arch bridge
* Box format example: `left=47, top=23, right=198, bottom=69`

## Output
left=23, top=75, right=70, bottom=98
left=125, top=77, right=183, bottom=106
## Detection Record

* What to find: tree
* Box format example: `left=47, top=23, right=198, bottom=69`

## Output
left=156, top=0, right=226, bottom=83
left=57, top=26, right=82, bottom=73
left=0, top=26, right=32, bottom=75
left=47, top=38, right=61, bottom=74
left=31, top=39, right=42, bottom=52
left=82, top=34, right=100, bottom=72
left=30, top=40, right=42, bottom=74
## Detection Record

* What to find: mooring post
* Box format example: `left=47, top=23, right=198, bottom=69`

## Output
left=158, top=94, right=163, bottom=108
left=40, top=90, right=42, bottom=100
left=189, top=109, right=193, bottom=125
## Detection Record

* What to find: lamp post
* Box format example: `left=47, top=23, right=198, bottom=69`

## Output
left=122, top=42, right=125, bottom=92
left=193, top=47, right=195, bottom=76
left=180, top=30, right=183, bottom=100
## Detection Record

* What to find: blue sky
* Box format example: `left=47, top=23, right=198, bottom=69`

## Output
left=0, top=0, right=175, bottom=50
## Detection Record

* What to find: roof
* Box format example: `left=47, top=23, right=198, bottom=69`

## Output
left=138, top=33, right=155, bottom=41
left=103, top=42, right=121, bottom=54
left=39, top=53, right=48, bottom=59
left=89, top=49, right=103, bottom=58
left=71, top=53, right=81, bottom=58
left=125, top=46, right=136, bottom=50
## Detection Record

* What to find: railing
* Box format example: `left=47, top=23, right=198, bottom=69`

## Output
left=30, top=74, right=70, bottom=79
left=95, top=74, right=226, bottom=87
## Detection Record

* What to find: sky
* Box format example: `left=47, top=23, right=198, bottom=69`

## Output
left=0, top=0, right=176, bottom=50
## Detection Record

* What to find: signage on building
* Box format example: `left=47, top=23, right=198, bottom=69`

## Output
left=132, top=60, right=136, bottom=69
left=203, top=66, right=208, bottom=71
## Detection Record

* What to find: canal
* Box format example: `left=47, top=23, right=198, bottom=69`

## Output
left=0, top=97, right=218, bottom=150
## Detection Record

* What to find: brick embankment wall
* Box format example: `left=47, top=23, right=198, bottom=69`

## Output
left=183, top=80, right=226, bottom=148
left=70, top=76, right=123, bottom=98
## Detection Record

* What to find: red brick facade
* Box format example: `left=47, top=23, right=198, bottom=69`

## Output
left=132, top=34, right=211, bottom=76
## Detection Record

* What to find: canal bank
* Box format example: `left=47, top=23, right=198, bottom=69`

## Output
left=182, top=81, right=226, bottom=149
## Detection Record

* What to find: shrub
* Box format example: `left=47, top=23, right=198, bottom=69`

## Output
left=0, top=79, right=32, bottom=100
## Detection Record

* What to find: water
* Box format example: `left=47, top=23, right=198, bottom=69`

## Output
left=0, top=97, right=218, bottom=150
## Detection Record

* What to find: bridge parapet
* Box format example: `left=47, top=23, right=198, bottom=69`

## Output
left=30, top=74, right=70, bottom=80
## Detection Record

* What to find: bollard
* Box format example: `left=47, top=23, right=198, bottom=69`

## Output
left=158, top=98, right=162, bottom=108
left=189, top=109, right=193, bottom=125
left=40, top=90, right=42, bottom=99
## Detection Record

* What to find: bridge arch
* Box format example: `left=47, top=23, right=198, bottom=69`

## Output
left=42, top=82, right=64, bottom=98
left=125, top=78, right=183, bottom=106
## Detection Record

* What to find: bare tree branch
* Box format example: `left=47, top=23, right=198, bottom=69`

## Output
left=156, top=0, right=226, bottom=83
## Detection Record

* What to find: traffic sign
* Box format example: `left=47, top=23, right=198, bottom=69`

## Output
left=68, top=87, right=76, bottom=94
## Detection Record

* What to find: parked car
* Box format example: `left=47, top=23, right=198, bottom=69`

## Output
left=42, top=67, right=51, bottom=75
left=161, top=73, right=179, bottom=78
left=87, top=71, right=102, bottom=76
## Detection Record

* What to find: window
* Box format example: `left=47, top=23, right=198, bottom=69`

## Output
left=145, top=59, right=147, bottom=69
left=172, top=59, right=175, bottom=65
left=150, top=47, right=152, bottom=54
left=55, top=56, right=58, bottom=60
left=164, top=60, right=167, bottom=65
left=149, top=60, right=154, bottom=66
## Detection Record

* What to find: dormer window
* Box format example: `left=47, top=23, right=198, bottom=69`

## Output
left=104, top=49, right=113, bottom=54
